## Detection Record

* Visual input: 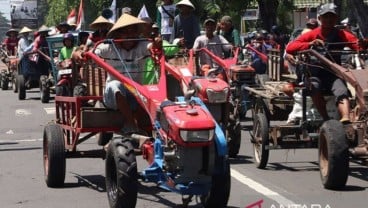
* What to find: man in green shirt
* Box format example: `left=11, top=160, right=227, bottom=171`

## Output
left=58, top=33, right=76, bottom=64
left=143, top=23, right=184, bottom=84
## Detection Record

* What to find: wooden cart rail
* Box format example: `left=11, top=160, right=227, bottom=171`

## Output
left=54, top=63, right=123, bottom=151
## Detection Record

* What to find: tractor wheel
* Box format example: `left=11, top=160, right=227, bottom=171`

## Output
left=12, top=73, right=18, bottom=93
left=43, top=123, right=66, bottom=188
left=1, top=78, right=8, bottom=90
left=40, top=76, right=50, bottom=103
left=97, top=132, right=113, bottom=146
left=17, top=75, right=26, bottom=100
left=227, top=121, right=241, bottom=158
left=55, top=85, right=70, bottom=96
left=105, top=137, right=138, bottom=208
left=201, top=156, right=231, bottom=208
left=73, top=84, right=87, bottom=97
left=253, top=113, right=269, bottom=169
left=319, top=120, right=349, bottom=190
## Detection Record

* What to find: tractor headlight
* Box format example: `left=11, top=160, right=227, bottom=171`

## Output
left=206, top=87, right=229, bottom=103
left=180, top=129, right=214, bottom=142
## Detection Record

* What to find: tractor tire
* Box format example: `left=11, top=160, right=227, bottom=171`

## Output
left=1, top=78, right=9, bottom=90
left=12, top=73, right=18, bottom=93
left=319, top=120, right=349, bottom=190
left=253, top=113, right=270, bottom=169
left=97, top=132, right=113, bottom=146
left=105, top=137, right=138, bottom=208
left=40, top=75, right=50, bottom=103
left=227, top=121, right=241, bottom=158
left=73, top=84, right=87, bottom=97
left=17, top=75, right=26, bottom=100
left=55, top=85, right=70, bottom=97
left=43, top=123, right=66, bottom=188
left=201, top=156, right=231, bottom=208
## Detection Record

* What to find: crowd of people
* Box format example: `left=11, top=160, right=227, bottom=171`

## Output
left=1, top=1, right=367, bottom=126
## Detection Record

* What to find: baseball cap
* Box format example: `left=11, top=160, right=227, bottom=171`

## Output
left=318, top=3, right=337, bottom=16
left=204, top=18, right=216, bottom=25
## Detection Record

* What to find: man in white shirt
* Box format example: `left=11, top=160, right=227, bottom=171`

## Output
left=193, top=18, right=232, bottom=69
left=157, top=0, right=176, bottom=41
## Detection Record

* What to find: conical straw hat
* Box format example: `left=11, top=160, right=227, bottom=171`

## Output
left=89, top=16, right=113, bottom=30
left=176, top=0, right=195, bottom=10
left=6, top=28, right=18, bottom=36
left=19, top=26, right=33, bottom=34
left=107, top=14, right=148, bottom=38
left=38, top=25, right=50, bottom=33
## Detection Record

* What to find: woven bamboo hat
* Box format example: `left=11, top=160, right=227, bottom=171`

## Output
left=89, top=16, right=113, bottom=30
left=6, top=28, right=18, bottom=36
left=107, top=13, right=148, bottom=38
left=19, top=26, right=33, bottom=34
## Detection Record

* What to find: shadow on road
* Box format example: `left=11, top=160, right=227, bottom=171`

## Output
left=64, top=173, right=106, bottom=192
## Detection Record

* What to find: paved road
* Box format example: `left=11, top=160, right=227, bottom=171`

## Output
left=0, top=88, right=367, bottom=208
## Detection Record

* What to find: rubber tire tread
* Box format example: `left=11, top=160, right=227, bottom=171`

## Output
left=253, top=113, right=270, bottom=169
left=228, top=121, right=242, bottom=158
left=43, top=124, right=66, bottom=187
left=105, top=137, right=138, bottom=208
left=18, top=75, right=26, bottom=100
left=202, top=156, right=231, bottom=208
left=319, top=120, right=349, bottom=190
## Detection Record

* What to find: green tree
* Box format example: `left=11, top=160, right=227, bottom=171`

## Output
left=0, top=11, right=10, bottom=40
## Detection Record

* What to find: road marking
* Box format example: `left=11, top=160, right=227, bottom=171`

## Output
left=15, top=109, right=32, bottom=116
left=231, top=168, right=296, bottom=206
left=0, top=138, right=42, bottom=143
left=6, top=130, right=14, bottom=134
left=44, top=107, right=55, bottom=114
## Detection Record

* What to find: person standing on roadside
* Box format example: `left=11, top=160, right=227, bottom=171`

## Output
left=217, top=15, right=242, bottom=60
left=171, top=0, right=200, bottom=49
left=156, top=0, right=177, bottom=42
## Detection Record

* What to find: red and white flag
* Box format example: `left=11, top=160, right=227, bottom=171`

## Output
left=76, top=0, right=84, bottom=31
left=67, top=8, right=76, bottom=25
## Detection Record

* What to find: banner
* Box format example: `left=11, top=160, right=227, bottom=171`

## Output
left=10, top=0, right=38, bottom=29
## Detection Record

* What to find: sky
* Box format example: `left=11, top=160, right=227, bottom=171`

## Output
left=0, top=0, right=11, bottom=20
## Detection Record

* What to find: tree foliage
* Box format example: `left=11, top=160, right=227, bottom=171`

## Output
left=0, top=11, right=10, bottom=40
left=39, top=0, right=368, bottom=36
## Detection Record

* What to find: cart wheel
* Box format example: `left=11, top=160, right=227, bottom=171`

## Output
left=106, top=137, right=138, bottom=208
left=40, top=75, right=50, bottom=103
left=17, top=75, right=26, bottom=100
left=319, top=120, right=349, bottom=190
left=201, top=156, right=231, bottom=208
left=251, top=98, right=268, bottom=122
left=253, top=113, right=269, bottom=169
left=227, top=121, right=241, bottom=158
left=43, top=123, right=66, bottom=188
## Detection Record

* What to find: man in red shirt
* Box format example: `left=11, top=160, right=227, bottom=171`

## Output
left=286, top=3, right=365, bottom=123
left=2, top=28, right=19, bottom=56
